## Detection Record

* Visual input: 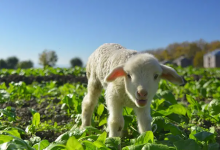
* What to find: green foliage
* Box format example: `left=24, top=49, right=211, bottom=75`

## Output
left=70, top=57, right=83, bottom=68
left=39, top=50, right=58, bottom=68
left=0, top=66, right=220, bottom=149
left=0, top=66, right=86, bottom=77
left=174, top=139, right=200, bottom=150
left=17, top=60, right=33, bottom=69
left=6, top=56, right=19, bottom=69
left=0, top=59, right=8, bottom=69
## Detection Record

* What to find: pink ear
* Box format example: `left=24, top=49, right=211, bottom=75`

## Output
left=105, top=66, right=126, bottom=82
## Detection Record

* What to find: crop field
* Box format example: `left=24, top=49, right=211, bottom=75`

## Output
left=0, top=66, right=220, bottom=150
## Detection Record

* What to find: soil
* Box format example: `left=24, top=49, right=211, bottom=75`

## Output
left=0, top=74, right=87, bottom=86
left=0, top=98, right=73, bottom=142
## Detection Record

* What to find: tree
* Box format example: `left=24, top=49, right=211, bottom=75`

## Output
left=6, top=56, right=19, bottom=69
left=39, top=50, right=58, bottom=68
left=70, top=57, right=83, bottom=67
left=193, top=51, right=205, bottom=67
left=0, top=59, right=8, bottom=69
left=209, top=41, right=220, bottom=52
left=185, top=43, right=202, bottom=59
left=161, top=50, right=172, bottom=60
left=17, top=60, right=34, bottom=69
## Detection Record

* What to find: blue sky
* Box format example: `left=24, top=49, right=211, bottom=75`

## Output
left=0, top=0, right=220, bottom=67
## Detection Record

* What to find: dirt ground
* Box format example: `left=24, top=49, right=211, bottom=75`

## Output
left=0, top=74, right=87, bottom=86
left=0, top=97, right=72, bottom=142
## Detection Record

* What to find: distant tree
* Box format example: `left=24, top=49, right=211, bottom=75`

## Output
left=193, top=51, right=205, bottom=67
left=6, top=56, right=19, bottom=69
left=0, top=59, right=8, bottom=69
left=173, top=46, right=185, bottom=59
left=70, top=57, right=83, bottom=67
left=161, top=50, right=172, bottom=60
left=17, top=60, right=34, bottom=69
left=209, top=41, right=220, bottom=52
left=185, top=43, right=202, bottom=59
left=39, top=50, right=58, bottom=68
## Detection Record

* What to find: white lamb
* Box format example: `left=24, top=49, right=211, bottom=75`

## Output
left=81, top=43, right=184, bottom=137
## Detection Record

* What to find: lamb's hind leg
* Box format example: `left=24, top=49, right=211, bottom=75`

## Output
left=81, top=79, right=102, bottom=128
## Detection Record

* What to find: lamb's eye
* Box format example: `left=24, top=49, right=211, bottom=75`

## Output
left=127, top=74, right=131, bottom=79
left=154, top=74, right=159, bottom=80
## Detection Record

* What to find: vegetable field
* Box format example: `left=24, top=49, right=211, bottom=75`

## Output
left=0, top=66, right=220, bottom=150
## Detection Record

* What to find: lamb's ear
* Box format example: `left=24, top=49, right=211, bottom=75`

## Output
left=105, top=66, right=126, bottom=82
left=160, top=64, right=184, bottom=85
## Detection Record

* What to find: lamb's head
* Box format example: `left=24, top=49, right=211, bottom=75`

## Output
left=105, top=53, right=184, bottom=108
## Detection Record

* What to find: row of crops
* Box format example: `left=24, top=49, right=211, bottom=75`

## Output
left=0, top=66, right=220, bottom=150
left=0, top=67, right=86, bottom=77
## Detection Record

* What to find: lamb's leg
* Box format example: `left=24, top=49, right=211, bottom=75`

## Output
left=106, top=88, right=124, bottom=137
left=81, top=79, right=102, bottom=128
left=108, top=105, right=124, bottom=137
left=134, top=107, right=152, bottom=133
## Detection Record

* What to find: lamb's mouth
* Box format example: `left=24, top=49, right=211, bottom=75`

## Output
left=136, top=99, right=147, bottom=106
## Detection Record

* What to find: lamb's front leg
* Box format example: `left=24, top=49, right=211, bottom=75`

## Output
left=107, top=104, right=124, bottom=137
left=134, top=106, right=152, bottom=133
left=105, top=85, right=124, bottom=137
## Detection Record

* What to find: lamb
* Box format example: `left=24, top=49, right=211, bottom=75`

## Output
left=81, top=43, right=184, bottom=137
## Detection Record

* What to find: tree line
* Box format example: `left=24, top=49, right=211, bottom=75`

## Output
left=1, top=39, right=219, bottom=69
left=0, top=49, right=83, bottom=69
left=144, top=39, right=220, bottom=67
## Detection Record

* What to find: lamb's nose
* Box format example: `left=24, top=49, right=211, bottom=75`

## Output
left=137, top=90, right=148, bottom=98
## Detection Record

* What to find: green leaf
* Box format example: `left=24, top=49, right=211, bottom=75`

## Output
left=124, top=115, right=134, bottom=130
left=186, top=95, right=198, bottom=106
left=96, top=132, right=107, bottom=144
left=160, top=91, right=177, bottom=105
left=0, top=142, right=19, bottom=150
left=44, top=143, right=66, bottom=150
left=164, top=123, right=182, bottom=136
left=168, top=104, right=186, bottom=116
left=124, top=107, right=133, bottom=115
left=12, top=138, right=35, bottom=150
left=1, top=130, right=21, bottom=138
left=0, top=135, right=13, bottom=144
left=200, top=88, right=206, bottom=97
left=208, top=99, right=220, bottom=115
left=33, top=140, right=50, bottom=150
left=105, top=137, right=121, bottom=150
left=208, top=143, right=219, bottom=150
left=174, top=139, right=200, bottom=150
left=84, top=126, right=102, bottom=134
left=99, top=117, right=107, bottom=126
left=82, top=141, right=96, bottom=150
left=79, top=135, right=98, bottom=142
left=122, top=144, right=145, bottom=150
left=30, top=136, right=41, bottom=145
left=194, top=131, right=214, bottom=142
left=69, top=127, right=85, bottom=139
left=135, top=131, right=154, bottom=145
left=167, top=134, right=183, bottom=142
left=97, top=104, right=105, bottom=116
left=66, top=136, right=84, bottom=150
left=142, top=143, right=170, bottom=150
left=32, top=113, right=40, bottom=127
left=156, top=110, right=172, bottom=116
left=93, top=132, right=107, bottom=148
left=55, top=132, right=69, bottom=144
left=151, top=117, right=165, bottom=133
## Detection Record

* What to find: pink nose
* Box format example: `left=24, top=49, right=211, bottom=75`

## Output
left=137, top=90, right=148, bottom=98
